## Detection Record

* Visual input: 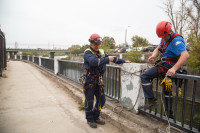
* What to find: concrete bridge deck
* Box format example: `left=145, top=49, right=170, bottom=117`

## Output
left=0, top=61, right=119, bottom=133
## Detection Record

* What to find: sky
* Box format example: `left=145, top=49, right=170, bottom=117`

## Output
left=0, top=0, right=169, bottom=49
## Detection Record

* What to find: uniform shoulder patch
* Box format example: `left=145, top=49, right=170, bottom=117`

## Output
left=175, top=41, right=181, bottom=46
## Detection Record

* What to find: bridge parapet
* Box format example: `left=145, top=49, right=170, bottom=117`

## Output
left=15, top=55, right=200, bottom=133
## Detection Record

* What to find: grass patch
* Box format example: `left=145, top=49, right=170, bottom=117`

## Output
left=78, top=102, right=85, bottom=111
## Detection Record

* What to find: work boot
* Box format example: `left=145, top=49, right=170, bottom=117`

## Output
left=87, top=121, right=97, bottom=128
left=144, top=98, right=159, bottom=109
left=94, top=119, right=105, bottom=125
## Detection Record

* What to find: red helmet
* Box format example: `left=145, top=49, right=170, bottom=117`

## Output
left=89, top=33, right=102, bottom=45
left=156, top=21, right=172, bottom=38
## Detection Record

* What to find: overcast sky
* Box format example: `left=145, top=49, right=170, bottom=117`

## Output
left=0, top=0, right=169, bottom=49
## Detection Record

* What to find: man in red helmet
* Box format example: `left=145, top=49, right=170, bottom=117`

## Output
left=82, top=33, right=131, bottom=128
left=140, top=21, right=189, bottom=118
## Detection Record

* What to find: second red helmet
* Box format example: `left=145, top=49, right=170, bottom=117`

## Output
left=89, top=33, right=102, bottom=45
left=156, top=21, right=172, bottom=38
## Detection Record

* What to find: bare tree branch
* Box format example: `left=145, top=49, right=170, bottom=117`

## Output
left=161, top=0, right=191, bottom=38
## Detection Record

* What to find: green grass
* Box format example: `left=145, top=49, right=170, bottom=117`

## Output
left=78, top=102, right=85, bottom=111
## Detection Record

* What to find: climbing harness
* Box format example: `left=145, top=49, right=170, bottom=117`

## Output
left=155, top=33, right=183, bottom=77
left=98, top=75, right=104, bottom=111
left=81, top=47, right=105, bottom=111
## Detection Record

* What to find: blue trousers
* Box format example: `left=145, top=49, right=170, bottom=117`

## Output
left=84, top=84, right=106, bottom=122
left=140, top=62, right=173, bottom=111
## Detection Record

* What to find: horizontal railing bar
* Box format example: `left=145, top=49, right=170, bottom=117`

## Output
left=58, top=59, right=84, bottom=64
left=173, top=74, right=200, bottom=81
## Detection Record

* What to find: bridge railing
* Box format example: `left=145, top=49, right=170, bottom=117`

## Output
left=0, top=29, right=6, bottom=76
left=18, top=55, right=200, bottom=132
left=41, top=57, right=54, bottom=72
left=17, top=55, right=20, bottom=60
left=139, top=74, right=200, bottom=133
left=57, top=60, right=121, bottom=100
left=29, top=56, right=33, bottom=62
left=22, top=55, right=28, bottom=60
left=33, top=57, right=39, bottom=65
left=10, top=55, right=15, bottom=60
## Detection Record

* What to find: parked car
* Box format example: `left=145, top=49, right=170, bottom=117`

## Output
left=143, top=46, right=157, bottom=52
left=119, top=48, right=127, bottom=53
left=113, top=48, right=120, bottom=53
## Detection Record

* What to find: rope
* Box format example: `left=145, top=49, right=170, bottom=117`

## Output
left=160, top=75, right=183, bottom=133
left=119, top=64, right=152, bottom=111
left=107, top=65, right=153, bottom=133
left=161, top=75, right=171, bottom=133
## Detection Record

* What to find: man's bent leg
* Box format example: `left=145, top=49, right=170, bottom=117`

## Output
left=140, top=66, right=159, bottom=108
left=140, top=66, right=159, bottom=98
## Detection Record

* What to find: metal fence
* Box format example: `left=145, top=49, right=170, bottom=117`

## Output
left=17, top=56, right=20, bottom=60
left=16, top=55, right=200, bottom=132
left=33, top=57, right=39, bottom=65
left=58, top=60, right=83, bottom=83
left=0, top=29, right=6, bottom=76
left=139, top=74, right=200, bottom=133
left=57, top=60, right=121, bottom=100
left=41, top=58, right=54, bottom=72
left=10, top=55, right=15, bottom=60
left=22, top=55, right=28, bottom=60
left=29, top=56, right=33, bottom=62
left=103, top=65, right=121, bottom=100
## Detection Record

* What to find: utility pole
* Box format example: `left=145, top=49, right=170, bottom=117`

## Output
left=125, top=26, right=131, bottom=48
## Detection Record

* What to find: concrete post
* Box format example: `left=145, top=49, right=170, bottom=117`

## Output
left=119, top=54, right=123, bottom=59
left=14, top=55, right=17, bottom=60
left=120, top=63, right=150, bottom=113
left=11, top=52, right=14, bottom=59
left=54, top=57, right=60, bottom=75
left=141, top=54, right=145, bottom=61
left=27, top=55, right=30, bottom=61
left=39, top=56, right=42, bottom=66
left=8, top=52, right=10, bottom=59
left=32, top=55, right=35, bottom=63
left=20, top=55, right=22, bottom=60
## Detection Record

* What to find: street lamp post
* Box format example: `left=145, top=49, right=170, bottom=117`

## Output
left=125, top=26, right=131, bottom=48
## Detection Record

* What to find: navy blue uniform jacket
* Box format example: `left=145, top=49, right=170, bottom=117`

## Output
left=84, top=49, right=126, bottom=84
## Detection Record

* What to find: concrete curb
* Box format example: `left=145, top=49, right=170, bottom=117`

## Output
left=27, top=61, right=183, bottom=133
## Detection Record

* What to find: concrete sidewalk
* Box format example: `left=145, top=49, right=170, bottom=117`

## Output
left=0, top=61, right=120, bottom=133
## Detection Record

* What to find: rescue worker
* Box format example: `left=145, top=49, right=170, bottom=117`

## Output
left=83, top=33, right=131, bottom=128
left=140, top=21, right=189, bottom=118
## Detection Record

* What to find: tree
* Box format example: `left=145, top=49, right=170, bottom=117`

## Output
left=162, top=0, right=200, bottom=71
left=69, top=44, right=90, bottom=54
left=162, top=0, right=190, bottom=36
left=131, top=35, right=151, bottom=47
left=79, top=44, right=90, bottom=53
left=101, top=36, right=116, bottom=49
left=67, top=45, right=81, bottom=51
left=187, top=0, right=200, bottom=38
left=126, top=51, right=142, bottom=63
left=187, top=31, right=200, bottom=71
